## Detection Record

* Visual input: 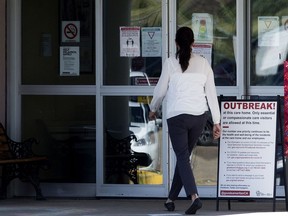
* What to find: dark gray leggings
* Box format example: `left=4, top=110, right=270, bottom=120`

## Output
left=167, top=113, right=208, bottom=200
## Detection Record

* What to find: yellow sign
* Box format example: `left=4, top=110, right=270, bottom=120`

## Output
left=137, top=96, right=152, bottom=104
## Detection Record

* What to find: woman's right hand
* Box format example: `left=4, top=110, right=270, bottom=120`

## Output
left=213, top=124, right=221, bottom=139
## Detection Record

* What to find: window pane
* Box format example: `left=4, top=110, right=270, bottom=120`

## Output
left=22, top=0, right=95, bottom=85
left=103, top=0, right=162, bottom=85
left=103, top=96, right=163, bottom=184
left=177, top=0, right=237, bottom=86
left=22, top=95, right=96, bottom=183
left=250, top=0, right=288, bottom=86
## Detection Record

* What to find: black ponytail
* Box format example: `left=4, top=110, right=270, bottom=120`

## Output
left=175, top=27, right=194, bottom=72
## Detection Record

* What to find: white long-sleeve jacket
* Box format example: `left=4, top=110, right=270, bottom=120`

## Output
left=149, top=54, right=221, bottom=124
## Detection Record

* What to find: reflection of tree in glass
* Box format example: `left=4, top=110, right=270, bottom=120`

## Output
left=251, top=0, right=288, bottom=38
left=131, top=0, right=162, bottom=27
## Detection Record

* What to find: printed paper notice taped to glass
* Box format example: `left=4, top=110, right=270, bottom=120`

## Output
left=258, top=16, right=279, bottom=47
left=120, top=26, right=140, bottom=57
left=192, top=13, right=213, bottom=44
left=60, top=46, right=80, bottom=76
left=141, top=27, right=162, bottom=57
left=192, top=44, right=212, bottom=66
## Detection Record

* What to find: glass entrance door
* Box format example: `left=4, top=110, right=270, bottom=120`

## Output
left=171, top=0, right=287, bottom=198
left=248, top=0, right=287, bottom=197
left=9, top=0, right=97, bottom=197
left=172, top=0, right=239, bottom=198
left=96, top=0, right=169, bottom=197
left=97, top=0, right=240, bottom=198
left=10, top=0, right=169, bottom=198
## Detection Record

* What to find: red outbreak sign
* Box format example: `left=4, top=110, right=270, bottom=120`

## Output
left=222, top=102, right=276, bottom=110
left=284, top=61, right=288, bottom=157
left=218, top=100, right=278, bottom=198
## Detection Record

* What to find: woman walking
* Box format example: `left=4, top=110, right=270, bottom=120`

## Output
left=149, top=26, right=221, bottom=215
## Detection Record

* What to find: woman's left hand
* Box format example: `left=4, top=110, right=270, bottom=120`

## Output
left=213, top=124, right=221, bottom=139
left=149, top=111, right=157, bottom=120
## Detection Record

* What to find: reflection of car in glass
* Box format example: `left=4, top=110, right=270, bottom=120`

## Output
left=129, top=101, right=162, bottom=171
left=197, top=116, right=214, bottom=146
left=198, top=96, right=236, bottom=146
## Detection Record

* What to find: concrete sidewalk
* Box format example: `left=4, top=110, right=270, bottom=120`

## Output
left=0, top=197, right=287, bottom=216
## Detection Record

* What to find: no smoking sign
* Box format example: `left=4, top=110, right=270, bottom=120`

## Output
left=62, top=21, right=80, bottom=43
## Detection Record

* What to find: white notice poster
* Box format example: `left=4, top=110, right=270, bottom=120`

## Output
left=60, top=46, right=80, bottom=76
left=218, top=101, right=277, bottom=198
left=141, top=27, right=162, bottom=57
left=120, top=26, right=140, bottom=57
left=258, top=16, right=279, bottom=47
left=192, top=44, right=212, bottom=65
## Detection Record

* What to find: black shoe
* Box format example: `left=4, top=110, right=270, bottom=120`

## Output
left=185, top=198, right=202, bottom=215
left=164, top=202, right=175, bottom=211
